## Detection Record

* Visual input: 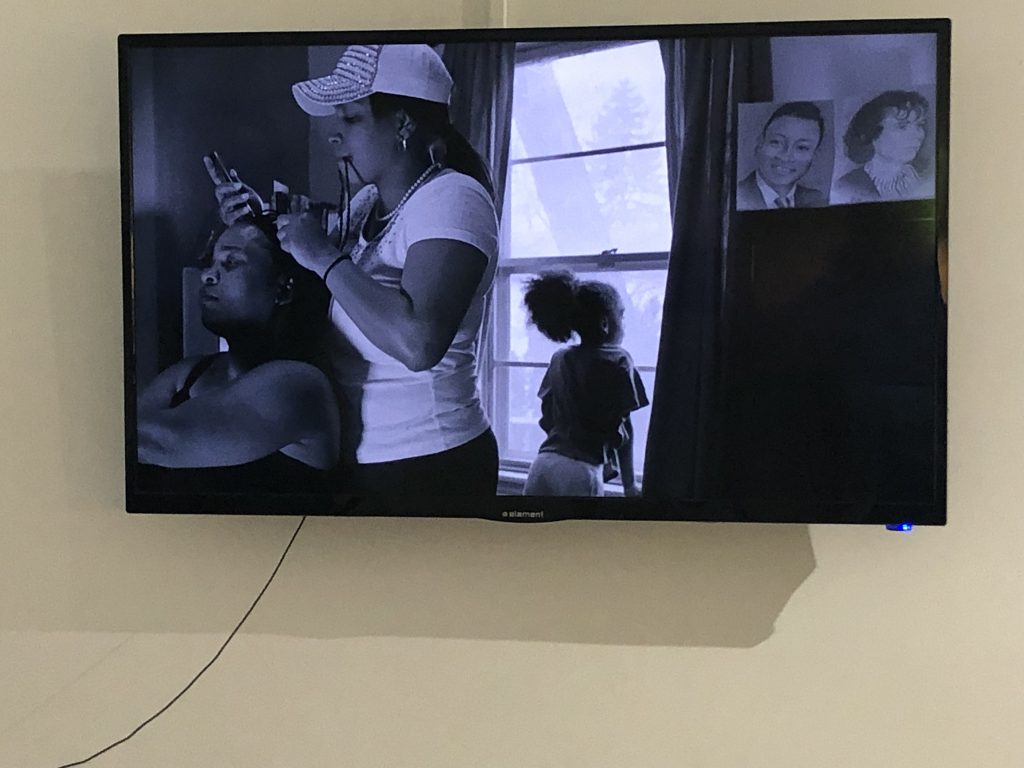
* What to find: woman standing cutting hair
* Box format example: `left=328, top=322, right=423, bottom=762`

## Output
left=214, top=44, right=499, bottom=496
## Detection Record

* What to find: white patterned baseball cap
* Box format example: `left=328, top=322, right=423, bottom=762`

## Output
left=292, top=44, right=453, bottom=116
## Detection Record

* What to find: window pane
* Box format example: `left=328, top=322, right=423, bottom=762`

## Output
left=500, top=365, right=657, bottom=478
left=510, top=42, right=666, bottom=160
left=507, top=148, right=671, bottom=258
left=507, top=270, right=668, bottom=368
left=505, top=365, right=547, bottom=463
left=498, top=39, right=669, bottom=485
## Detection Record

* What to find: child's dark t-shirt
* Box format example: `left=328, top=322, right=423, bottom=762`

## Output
left=536, top=344, right=649, bottom=465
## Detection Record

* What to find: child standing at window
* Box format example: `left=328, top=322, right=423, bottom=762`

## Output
left=522, top=272, right=650, bottom=497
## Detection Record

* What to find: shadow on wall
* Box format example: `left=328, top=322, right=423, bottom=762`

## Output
left=6, top=167, right=816, bottom=649
left=250, top=517, right=817, bottom=648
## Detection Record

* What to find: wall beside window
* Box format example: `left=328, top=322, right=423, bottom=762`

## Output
left=772, top=33, right=938, bottom=103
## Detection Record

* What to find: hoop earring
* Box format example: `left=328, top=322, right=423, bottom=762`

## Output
left=401, top=136, right=408, bottom=152
left=275, top=276, right=294, bottom=305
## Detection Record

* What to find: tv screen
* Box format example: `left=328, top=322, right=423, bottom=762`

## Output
left=120, top=19, right=949, bottom=524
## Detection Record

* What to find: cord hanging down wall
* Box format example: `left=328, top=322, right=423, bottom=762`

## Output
left=53, top=517, right=307, bottom=768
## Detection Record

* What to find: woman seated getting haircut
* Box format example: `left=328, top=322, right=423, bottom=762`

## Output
left=136, top=213, right=340, bottom=494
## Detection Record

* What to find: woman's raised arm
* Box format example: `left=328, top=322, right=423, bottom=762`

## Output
left=324, top=237, right=487, bottom=372
left=137, top=361, right=339, bottom=468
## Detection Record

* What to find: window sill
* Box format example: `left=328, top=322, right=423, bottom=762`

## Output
left=498, top=465, right=626, bottom=498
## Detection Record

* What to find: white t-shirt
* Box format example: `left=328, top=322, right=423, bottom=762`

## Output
left=326, top=169, right=498, bottom=464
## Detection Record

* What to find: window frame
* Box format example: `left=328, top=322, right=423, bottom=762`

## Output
left=491, top=40, right=672, bottom=486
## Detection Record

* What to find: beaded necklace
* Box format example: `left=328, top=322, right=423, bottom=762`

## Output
left=374, top=161, right=442, bottom=224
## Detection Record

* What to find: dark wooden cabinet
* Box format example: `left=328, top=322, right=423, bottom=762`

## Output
left=717, top=201, right=945, bottom=514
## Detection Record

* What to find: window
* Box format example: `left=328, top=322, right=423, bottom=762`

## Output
left=492, top=41, right=672, bottom=486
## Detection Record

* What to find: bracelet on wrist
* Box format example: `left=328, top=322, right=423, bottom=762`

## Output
left=321, top=252, right=350, bottom=283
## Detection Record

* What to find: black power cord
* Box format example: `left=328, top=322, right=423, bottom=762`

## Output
left=55, top=516, right=308, bottom=767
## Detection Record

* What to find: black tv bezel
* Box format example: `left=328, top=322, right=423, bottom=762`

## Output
left=119, top=18, right=950, bottom=525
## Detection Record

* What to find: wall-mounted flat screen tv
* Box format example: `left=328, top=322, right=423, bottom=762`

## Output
left=120, top=19, right=949, bottom=524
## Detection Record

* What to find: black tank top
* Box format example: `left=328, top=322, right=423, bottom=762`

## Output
left=136, top=356, right=330, bottom=495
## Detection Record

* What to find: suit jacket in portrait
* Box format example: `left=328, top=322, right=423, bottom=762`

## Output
left=736, top=171, right=829, bottom=211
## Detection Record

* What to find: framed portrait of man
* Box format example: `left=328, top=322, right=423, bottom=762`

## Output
left=736, top=99, right=835, bottom=211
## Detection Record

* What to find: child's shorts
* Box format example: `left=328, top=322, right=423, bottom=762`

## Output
left=523, top=451, right=604, bottom=496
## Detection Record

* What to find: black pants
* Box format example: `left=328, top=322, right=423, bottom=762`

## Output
left=349, top=428, right=499, bottom=497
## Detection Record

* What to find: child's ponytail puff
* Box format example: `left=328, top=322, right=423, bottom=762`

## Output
left=523, top=271, right=578, bottom=342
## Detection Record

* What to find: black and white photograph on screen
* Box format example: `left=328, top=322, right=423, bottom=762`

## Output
left=735, top=99, right=835, bottom=211
left=129, top=40, right=675, bottom=502
left=831, top=84, right=937, bottom=205
left=123, top=25, right=947, bottom=522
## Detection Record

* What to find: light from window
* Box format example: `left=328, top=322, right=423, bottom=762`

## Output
left=506, top=42, right=672, bottom=259
left=508, top=43, right=666, bottom=160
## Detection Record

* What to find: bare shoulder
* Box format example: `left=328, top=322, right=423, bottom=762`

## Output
left=244, top=360, right=332, bottom=392
left=232, top=361, right=337, bottom=430
left=140, top=354, right=218, bottom=399
left=163, top=354, right=215, bottom=377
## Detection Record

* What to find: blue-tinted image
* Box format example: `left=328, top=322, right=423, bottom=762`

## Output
left=123, top=26, right=947, bottom=522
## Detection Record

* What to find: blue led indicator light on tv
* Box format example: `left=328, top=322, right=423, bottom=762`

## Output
left=886, top=523, right=913, bottom=532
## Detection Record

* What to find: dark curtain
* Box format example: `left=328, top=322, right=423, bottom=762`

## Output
left=659, top=40, right=686, bottom=215
left=643, top=38, right=773, bottom=499
left=442, top=42, right=516, bottom=214
left=441, top=43, right=516, bottom=416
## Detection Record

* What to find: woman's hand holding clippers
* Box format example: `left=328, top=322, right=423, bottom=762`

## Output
left=275, top=212, right=338, bottom=275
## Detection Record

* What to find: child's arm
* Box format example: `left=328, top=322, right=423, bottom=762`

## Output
left=615, top=416, right=640, bottom=496
left=538, top=391, right=552, bottom=433
left=537, top=366, right=554, bottom=434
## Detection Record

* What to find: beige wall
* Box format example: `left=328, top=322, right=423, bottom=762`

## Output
left=2, top=1, right=1022, bottom=766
